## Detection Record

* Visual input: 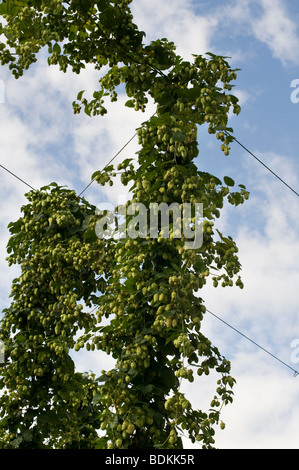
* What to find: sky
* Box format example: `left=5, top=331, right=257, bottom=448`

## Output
left=0, top=0, right=299, bottom=449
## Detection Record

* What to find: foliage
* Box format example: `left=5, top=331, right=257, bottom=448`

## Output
left=0, top=0, right=248, bottom=448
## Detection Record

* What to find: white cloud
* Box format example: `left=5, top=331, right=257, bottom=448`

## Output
left=222, top=0, right=299, bottom=66
left=251, top=0, right=299, bottom=65
left=131, top=0, right=218, bottom=60
left=213, top=366, right=299, bottom=449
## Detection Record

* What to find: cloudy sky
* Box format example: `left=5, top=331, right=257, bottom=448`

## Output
left=1, top=0, right=299, bottom=449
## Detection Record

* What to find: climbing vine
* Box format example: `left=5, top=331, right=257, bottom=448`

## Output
left=0, top=0, right=248, bottom=449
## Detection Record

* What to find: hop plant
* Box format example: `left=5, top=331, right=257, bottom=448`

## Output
left=0, top=0, right=247, bottom=450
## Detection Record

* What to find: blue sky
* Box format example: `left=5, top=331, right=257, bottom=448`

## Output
left=1, top=0, right=299, bottom=449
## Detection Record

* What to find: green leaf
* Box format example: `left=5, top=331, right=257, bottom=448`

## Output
left=91, top=169, right=101, bottom=180
left=216, top=229, right=232, bottom=244
left=0, top=0, right=26, bottom=16
left=223, top=176, right=235, bottom=187
left=138, top=384, right=154, bottom=394
left=101, top=7, right=117, bottom=28
left=94, top=437, right=109, bottom=449
left=22, top=429, right=33, bottom=442
left=214, top=125, right=233, bottom=133
left=233, top=192, right=243, bottom=206
left=228, top=94, right=239, bottom=105
left=11, top=436, right=23, bottom=448
left=77, top=90, right=85, bottom=101
left=93, top=90, right=103, bottom=99
left=84, top=104, right=91, bottom=116
left=53, top=43, right=61, bottom=54
left=104, top=164, right=114, bottom=173
left=205, top=52, right=217, bottom=58
left=125, top=99, right=135, bottom=108
left=121, top=158, right=134, bottom=167
left=14, top=332, right=26, bottom=343
left=172, top=131, right=186, bottom=142
left=184, top=85, right=202, bottom=101
left=40, top=182, right=58, bottom=191
left=92, top=393, right=101, bottom=405
left=37, top=411, right=56, bottom=425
